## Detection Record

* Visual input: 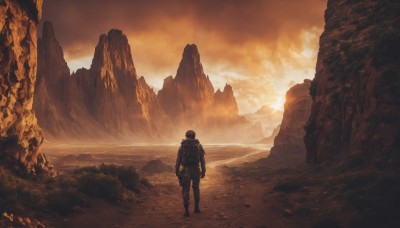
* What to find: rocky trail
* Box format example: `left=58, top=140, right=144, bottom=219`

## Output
left=117, top=153, right=298, bottom=228
left=121, top=169, right=264, bottom=227
left=54, top=145, right=334, bottom=228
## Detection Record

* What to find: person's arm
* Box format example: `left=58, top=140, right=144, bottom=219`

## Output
left=175, top=146, right=183, bottom=176
left=199, top=144, right=206, bottom=177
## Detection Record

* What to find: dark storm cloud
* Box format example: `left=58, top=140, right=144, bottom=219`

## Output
left=42, top=0, right=326, bottom=58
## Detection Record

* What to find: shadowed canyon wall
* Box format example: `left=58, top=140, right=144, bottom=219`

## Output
left=269, top=80, right=312, bottom=159
left=305, top=0, right=400, bottom=165
left=0, top=0, right=49, bottom=173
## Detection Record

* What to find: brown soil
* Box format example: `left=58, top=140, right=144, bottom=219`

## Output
left=47, top=145, right=358, bottom=227
left=118, top=166, right=294, bottom=228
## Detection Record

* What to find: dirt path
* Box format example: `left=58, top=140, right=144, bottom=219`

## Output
left=118, top=157, right=294, bottom=227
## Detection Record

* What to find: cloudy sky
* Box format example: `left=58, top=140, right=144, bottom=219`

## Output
left=42, top=0, right=326, bottom=115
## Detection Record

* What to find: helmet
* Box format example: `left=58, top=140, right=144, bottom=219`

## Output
left=185, top=130, right=196, bottom=139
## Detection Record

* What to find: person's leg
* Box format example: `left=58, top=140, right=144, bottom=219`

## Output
left=182, top=170, right=191, bottom=216
left=192, top=168, right=201, bottom=213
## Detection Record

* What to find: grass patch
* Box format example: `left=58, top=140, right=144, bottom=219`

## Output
left=0, top=164, right=146, bottom=216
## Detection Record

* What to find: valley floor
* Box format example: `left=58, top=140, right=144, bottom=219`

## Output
left=44, top=144, right=365, bottom=228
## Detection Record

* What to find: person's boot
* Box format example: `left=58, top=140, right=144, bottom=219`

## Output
left=194, top=203, right=200, bottom=213
left=184, top=206, right=190, bottom=217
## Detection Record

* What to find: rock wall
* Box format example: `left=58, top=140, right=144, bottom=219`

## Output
left=0, top=0, right=49, bottom=174
left=34, top=24, right=168, bottom=142
left=270, top=80, right=312, bottom=159
left=305, top=0, right=400, bottom=164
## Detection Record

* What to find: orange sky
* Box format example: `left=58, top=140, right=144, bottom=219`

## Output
left=42, top=0, right=326, bottom=114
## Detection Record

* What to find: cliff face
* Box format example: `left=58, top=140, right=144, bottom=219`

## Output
left=157, top=44, right=263, bottom=142
left=270, top=80, right=312, bottom=158
left=213, top=84, right=239, bottom=119
left=35, top=24, right=167, bottom=141
left=305, top=0, right=400, bottom=164
left=0, top=0, right=49, bottom=173
left=136, top=76, right=168, bottom=132
left=158, top=44, right=215, bottom=124
left=34, top=22, right=112, bottom=140
left=76, top=29, right=149, bottom=136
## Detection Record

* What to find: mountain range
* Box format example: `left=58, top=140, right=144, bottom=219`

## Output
left=33, top=21, right=263, bottom=143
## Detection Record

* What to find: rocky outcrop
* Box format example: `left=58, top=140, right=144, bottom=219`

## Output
left=136, top=76, right=168, bottom=132
left=34, top=22, right=112, bottom=140
left=305, top=0, right=400, bottom=165
left=75, top=29, right=149, bottom=137
left=213, top=84, right=239, bottom=119
left=35, top=24, right=167, bottom=141
left=270, top=80, right=312, bottom=158
left=157, top=44, right=263, bottom=142
left=158, top=44, right=214, bottom=124
left=0, top=0, right=49, bottom=174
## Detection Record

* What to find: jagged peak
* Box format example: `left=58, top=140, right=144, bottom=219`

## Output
left=163, top=75, right=174, bottom=83
left=138, top=76, right=148, bottom=86
left=175, top=43, right=205, bottom=81
left=182, top=44, right=200, bottom=60
left=106, top=29, right=129, bottom=46
left=91, top=28, right=136, bottom=75
left=223, top=83, right=233, bottom=91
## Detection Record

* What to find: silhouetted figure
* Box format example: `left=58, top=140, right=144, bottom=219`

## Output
left=175, top=130, right=206, bottom=217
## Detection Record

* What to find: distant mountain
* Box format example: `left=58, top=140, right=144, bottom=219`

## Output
left=244, top=105, right=283, bottom=136
left=258, top=125, right=281, bottom=145
left=269, top=80, right=312, bottom=159
left=34, top=22, right=167, bottom=142
left=157, top=44, right=263, bottom=142
left=34, top=25, right=262, bottom=143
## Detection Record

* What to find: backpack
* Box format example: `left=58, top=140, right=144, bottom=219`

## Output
left=182, top=141, right=200, bottom=166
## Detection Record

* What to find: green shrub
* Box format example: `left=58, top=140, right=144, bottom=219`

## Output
left=77, top=172, right=122, bottom=201
left=0, top=164, right=144, bottom=216
left=0, top=167, right=46, bottom=212
left=99, top=164, right=140, bottom=190
left=47, top=188, right=88, bottom=215
left=75, top=164, right=141, bottom=191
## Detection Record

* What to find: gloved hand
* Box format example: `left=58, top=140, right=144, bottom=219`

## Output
left=201, top=172, right=205, bottom=178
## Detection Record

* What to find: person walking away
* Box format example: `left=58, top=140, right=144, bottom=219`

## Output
left=175, top=130, right=206, bottom=217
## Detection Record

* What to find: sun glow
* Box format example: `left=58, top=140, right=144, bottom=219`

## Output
left=271, top=97, right=285, bottom=111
